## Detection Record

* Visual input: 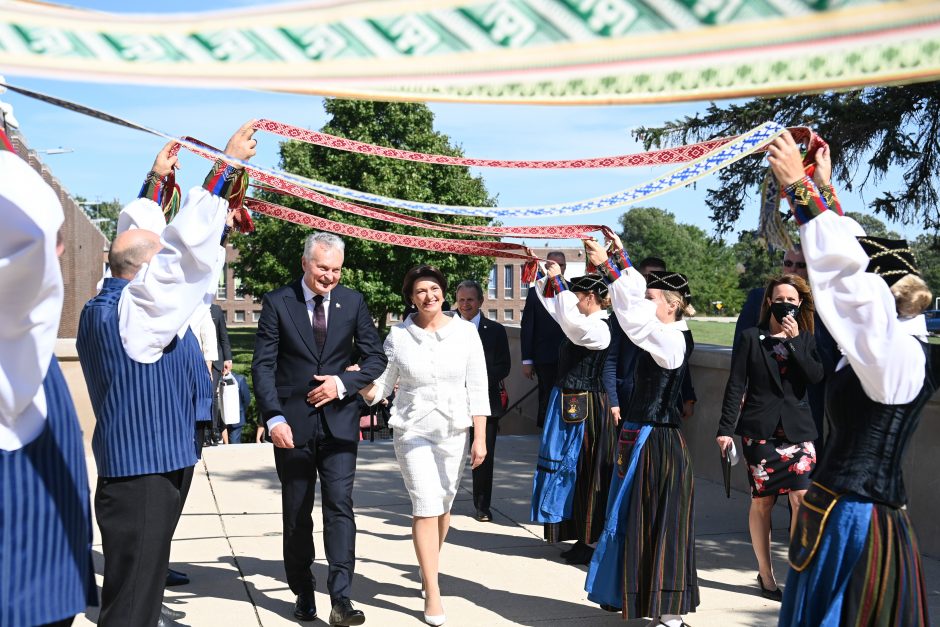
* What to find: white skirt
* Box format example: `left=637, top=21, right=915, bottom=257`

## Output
left=393, top=424, right=469, bottom=517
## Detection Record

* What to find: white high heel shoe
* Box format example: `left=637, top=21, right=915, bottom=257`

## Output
left=424, top=590, right=445, bottom=625
left=423, top=613, right=446, bottom=626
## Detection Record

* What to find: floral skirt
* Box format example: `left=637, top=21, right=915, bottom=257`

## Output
left=742, top=428, right=816, bottom=498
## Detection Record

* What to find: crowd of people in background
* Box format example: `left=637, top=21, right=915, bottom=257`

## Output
left=1, top=126, right=935, bottom=627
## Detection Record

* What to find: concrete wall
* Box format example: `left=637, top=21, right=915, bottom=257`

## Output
left=58, top=326, right=940, bottom=556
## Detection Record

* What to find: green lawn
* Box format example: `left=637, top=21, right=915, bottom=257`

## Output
left=687, top=320, right=735, bottom=346
left=687, top=319, right=940, bottom=346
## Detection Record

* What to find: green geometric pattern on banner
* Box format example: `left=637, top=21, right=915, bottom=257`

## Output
left=1, top=0, right=938, bottom=104
left=0, top=0, right=887, bottom=63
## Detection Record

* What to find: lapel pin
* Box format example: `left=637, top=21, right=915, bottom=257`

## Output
left=335, top=302, right=341, bottom=308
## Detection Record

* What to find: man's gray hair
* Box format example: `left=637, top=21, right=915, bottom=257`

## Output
left=303, top=232, right=345, bottom=259
left=455, top=279, right=484, bottom=301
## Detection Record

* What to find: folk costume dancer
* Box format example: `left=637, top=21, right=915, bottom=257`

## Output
left=0, top=130, right=97, bottom=627
left=769, top=133, right=933, bottom=626
left=585, top=237, right=699, bottom=627
left=77, top=123, right=256, bottom=627
left=529, top=265, right=616, bottom=567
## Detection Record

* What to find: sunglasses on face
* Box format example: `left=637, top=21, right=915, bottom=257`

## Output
left=783, top=260, right=807, bottom=269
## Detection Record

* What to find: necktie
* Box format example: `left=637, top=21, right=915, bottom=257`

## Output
left=312, top=295, right=326, bottom=351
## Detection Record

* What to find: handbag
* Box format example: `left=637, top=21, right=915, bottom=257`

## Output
left=788, top=481, right=843, bottom=571
left=498, top=380, right=509, bottom=412
left=561, top=390, right=590, bottom=424
left=220, top=374, right=241, bottom=425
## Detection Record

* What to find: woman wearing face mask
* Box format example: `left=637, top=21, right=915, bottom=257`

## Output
left=584, top=237, right=699, bottom=627
left=716, top=274, right=824, bottom=601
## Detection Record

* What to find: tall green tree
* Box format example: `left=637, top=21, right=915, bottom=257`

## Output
left=619, top=207, right=744, bottom=314
left=634, top=84, right=940, bottom=236
left=233, top=100, right=496, bottom=332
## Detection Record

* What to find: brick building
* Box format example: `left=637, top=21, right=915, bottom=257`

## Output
left=480, top=245, right=586, bottom=326
left=8, top=133, right=108, bottom=338
left=214, top=242, right=263, bottom=325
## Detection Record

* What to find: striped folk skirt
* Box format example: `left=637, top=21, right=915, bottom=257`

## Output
left=620, top=425, right=699, bottom=618
left=779, top=496, right=929, bottom=627
left=544, top=390, right=616, bottom=544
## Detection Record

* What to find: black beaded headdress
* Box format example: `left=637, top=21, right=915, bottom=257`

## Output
left=569, top=273, right=608, bottom=298
left=645, top=270, right=692, bottom=301
left=855, top=236, right=921, bottom=287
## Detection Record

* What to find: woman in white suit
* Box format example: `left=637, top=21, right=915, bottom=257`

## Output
left=361, top=265, right=487, bottom=626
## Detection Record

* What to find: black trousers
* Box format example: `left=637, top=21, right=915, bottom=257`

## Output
left=95, top=469, right=187, bottom=627
left=534, top=363, right=558, bottom=429
left=274, top=416, right=358, bottom=606
left=470, top=419, right=499, bottom=512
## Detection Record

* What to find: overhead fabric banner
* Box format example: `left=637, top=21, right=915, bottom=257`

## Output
left=1, top=0, right=939, bottom=104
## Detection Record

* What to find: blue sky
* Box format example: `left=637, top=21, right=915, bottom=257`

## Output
left=0, top=0, right=923, bottom=246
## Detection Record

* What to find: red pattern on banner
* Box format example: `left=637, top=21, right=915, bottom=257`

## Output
left=256, top=119, right=732, bottom=169
left=255, top=120, right=814, bottom=170
left=246, top=198, right=539, bottom=261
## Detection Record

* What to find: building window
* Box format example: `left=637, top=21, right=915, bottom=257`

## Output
left=488, top=309, right=497, bottom=320
left=504, top=309, right=514, bottom=321
left=234, top=310, right=246, bottom=323
left=503, top=264, right=513, bottom=298
left=234, top=276, right=245, bottom=300
left=217, top=264, right=228, bottom=300
left=251, top=310, right=261, bottom=322
left=487, top=265, right=497, bottom=300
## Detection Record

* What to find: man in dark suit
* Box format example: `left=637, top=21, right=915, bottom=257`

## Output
left=455, top=280, right=511, bottom=522
left=209, top=303, right=233, bottom=445
left=252, top=232, right=387, bottom=626
left=520, top=251, right=567, bottom=428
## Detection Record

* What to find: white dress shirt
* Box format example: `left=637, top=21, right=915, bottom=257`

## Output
left=800, top=210, right=927, bottom=404
left=609, top=266, right=688, bottom=370
left=0, top=150, right=64, bottom=450
left=117, top=186, right=229, bottom=364
left=117, top=197, right=168, bottom=235
left=370, top=313, right=489, bottom=436
left=535, top=280, right=611, bottom=351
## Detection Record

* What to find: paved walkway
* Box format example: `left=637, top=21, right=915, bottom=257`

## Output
left=75, top=436, right=939, bottom=627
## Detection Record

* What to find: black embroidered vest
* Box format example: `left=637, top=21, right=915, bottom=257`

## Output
left=555, top=319, right=612, bottom=393
left=815, top=340, right=936, bottom=507
left=623, top=329, right=694, bottom=426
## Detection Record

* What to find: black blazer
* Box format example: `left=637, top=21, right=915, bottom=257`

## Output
left=251, top=280, right=387, bottom=444
left=477, top=315, right=511, bottom=420
left=210, top=303, right=233, bottom=374
left=520, top=286, right=565, bottom=365
left=718, top=327, right=824, bottom=442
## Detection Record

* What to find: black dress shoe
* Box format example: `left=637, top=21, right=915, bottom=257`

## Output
left=757, top=574, right=783, bottom=602
left=560, top=540, right=586, bottom=559
left=474, top=509, right=492, bottom=522
left=329, top=599, right=366, bottom=626
left=564, top=544, right=595, bottom=565
left=165, top=568, right=190, bottom=587
left=161, top=603, right=185, bottom=620
left=293, top=592, right=317, bottom=621
left=156, top=614, right=180, bottom=627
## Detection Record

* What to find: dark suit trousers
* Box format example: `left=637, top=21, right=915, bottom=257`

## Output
left=470, top=420, right=499, bottom=512
left=274, top=414, right=358, bottom=605
left=534, top=363, right=558, bottom=429
left=95, top=469, right=187, bottom=627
